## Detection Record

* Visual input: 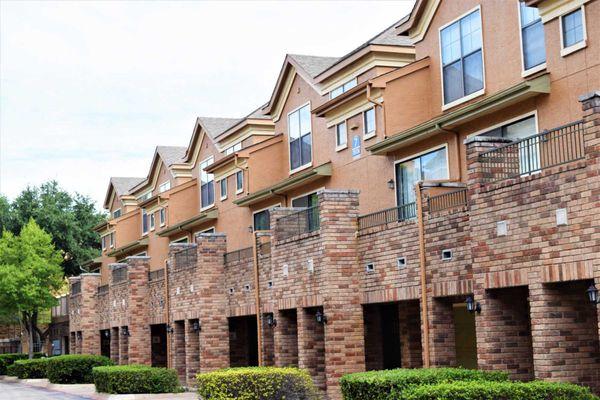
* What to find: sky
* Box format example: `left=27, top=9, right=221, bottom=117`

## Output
left=0, top=0, right=415, bottom=209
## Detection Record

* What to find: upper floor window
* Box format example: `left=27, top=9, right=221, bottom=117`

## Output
left=288, top=104, right=312, bottom=171
left=158, top=181, right=170, bottom=193
left=224, top=142, right=242, bottom=155
left=142, top=209, right=148, bottom=235
left=363, top=108, right=376, bottom=138
left=138, top=191, right=151, bottom=202
left=329, top=78, right=358, bottom=99
left=159, top=208, right=166, bottom=227
left=561, top=7, right=586, bottom=55
left=519, top=2, right=546, bottom=72
left=440, top=8, right=484, bottom=106
left=395, top=147, right=448, bottom=207
left=220, top=177, right=228, bottom=200
left=200, top=157, right=214, bottom=209
left=101, top=236, right=106, bottom=250
left=253, top=208, right=272, bottom=231
left=236, top=170, right=244, bottom=194
left=110, top=232, right=115, bottom=248
left=112, top=209, right=121, bottom=219
left=336, top=121, right=347, bottom=149
left=149, top=212, right=155, bottom=231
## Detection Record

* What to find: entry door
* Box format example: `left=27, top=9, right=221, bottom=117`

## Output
left=151, top=324, right=168, bottom=368
left=100, top=331, right=111, bottom=358
left=452, top=304, right=477, bottom=369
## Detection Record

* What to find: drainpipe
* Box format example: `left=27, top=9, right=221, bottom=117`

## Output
left=252, top=231, right=263, bottom=366
left=415, top=182, right=430, bottom=367
left=164, top=258, right=171, bottom=368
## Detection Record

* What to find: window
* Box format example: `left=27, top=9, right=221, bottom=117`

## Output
left=336, top=121, right=347, bottom=149
left=440, top=8, right=484, bottom=105
left=142, top=209, right=148, bottom=234
left=395, top=147, right=448, bottom=207
left=236, top=170, right=243, bottom=193
left=329, top=78, right=358, bottom=99
left=561, top=7, right=585, bottom=53
left=101, top=236, right=106, bottom=250
left=201, top=227, right=215, bottom=234
left=291, top=192, right=319, bottom=231
left=112, top=209, right=121, bottom=219
left=224, top=142, right=242, bottom=155
left=253, top=209, right=271, bottom=231
left=200, top=157, right=214, bottom=209
left=158, top=181, right=170, bottom=193
left=137, top=191, right=151, bottom=202
left=171, top=236, right=188, bottom=244
left=519, top=2, right=546, bottom=72
left=149, top=213, right=155, bottom=230
left=110, top=232, right=115, bottom=248
left=288, top=104, right=312, bottom=171
left=220, top=178, right=228, bottom=200
left=363, top=108, right=376, bottom=138
left=159, top=208, right=166, bottom=226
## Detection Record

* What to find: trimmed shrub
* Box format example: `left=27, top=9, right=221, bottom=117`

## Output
left=6, top=358, right=49, bottom=379
left=93, top=365, right=181, bottom=394
left=0, top=353, right=44, bottom=375
left=397, top=380, right=599, bottom=400
left=46, top=354, right=113, bottom=384
left=196, top=367, right=319, bottom=400
left=340, top=368, right=509, bottom=400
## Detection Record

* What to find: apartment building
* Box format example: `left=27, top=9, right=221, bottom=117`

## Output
left=69, top=0, right=600, bottom=398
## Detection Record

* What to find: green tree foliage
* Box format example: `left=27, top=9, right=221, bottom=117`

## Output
left=1, top=181, right=105, bottom=276
left=0, top=220, right=64, bottom=358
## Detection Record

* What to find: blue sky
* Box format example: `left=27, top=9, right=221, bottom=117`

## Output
left=0, top=0, right=414, bottom=209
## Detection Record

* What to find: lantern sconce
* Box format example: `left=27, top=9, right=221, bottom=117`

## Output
left=586, top=283, right=599, bottom=304
left=387, top=179, right=395, bottom=190
left=465, top=296, right=481, bottom=314
left=121, top=326, right=130, bottom=336
left=266, top=313, right=277, bottom=328
left=316, top=309, right=328, bottom=324
left=103, top=330, right=111, bottom=338
left=166, top=325, right=174, bottom=334
left=190, top=321, right=201, bottom=333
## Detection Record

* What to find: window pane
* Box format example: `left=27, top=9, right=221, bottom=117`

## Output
left=301, top=134, right=312, bottom=166
left=421, top=148, right=448, bottom=181
left=290, top=139, right=301, bottom=170
left=288, top=110, right=300, bottom=140
left=330, top=86, right=344, bottom=99
left=364, top=108, right=375, bottom=134
left=463, top=50, right=483, bottom=95
left=443, top=61, right=463, bottom=104
left=503, top=116, right=536, bottom=140
left=254, top=210, right=270, bottom=231
left=336, top=122, right=347, bottom=146
left=441, top=21, right=461, bottom=65
left=396, top=158, right=420, bottom=205
left=522, top=20, right=546, bottom=70
left=220, top=179, right=227, bottom=197
left=520, top=3, right=540, bottom=26
left=460, top=10, right=482, bottom=56
left=236, top=171, right=243, bottom=190
left=343, top=79, right=357, bottom=91
left=563, top=9, right=583, bottom=47
left=299, top=105, right=311, bottom=136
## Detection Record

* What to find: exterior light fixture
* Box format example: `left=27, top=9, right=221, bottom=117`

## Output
left=465, top=296, right=481, bottom=314
left=387, top=179, right=395, bottom=190
left=121, top=327, right=130, bottom=336
left=248, top=225, right=254, bottom=233
left=315, top=309, right=328, bottom=324
left=586, top=284, right=599, bottom=304
left=266, top=313, right=277, bottom=327
left=191, top=321, right=201, bottom=333
left=103, top=330, right=110, bottom=338
left=166, top=325, right=174, bottom=334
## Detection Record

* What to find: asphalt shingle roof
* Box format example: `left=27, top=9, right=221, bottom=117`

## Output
left=110, top=177, right=145, bottom=196
left=197, top=117, right=243, bottom=139
left=156, top=146, right=187, bottom=166
left=288, top=54, right=341, bottom=78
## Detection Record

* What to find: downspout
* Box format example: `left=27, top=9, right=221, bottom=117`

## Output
left=164, top=258, right=171, bottom=368
left=252, top=231, right=263, bottom=366
left=415, top=182, right=430, bottom=367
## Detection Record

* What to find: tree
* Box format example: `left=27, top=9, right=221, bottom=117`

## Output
left=1, top=181, right=105, bottom=276
left=0, top=220, right=64, bottom=358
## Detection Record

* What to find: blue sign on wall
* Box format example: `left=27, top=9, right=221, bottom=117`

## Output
left=352, top=135, right=361, bottom=157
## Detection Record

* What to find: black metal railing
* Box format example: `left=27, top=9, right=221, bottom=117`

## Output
left=51, top=295, right=69, bottom=317
left=428, top=188, right=468, bottom=212
left=358, top=202, right=416, bottom=231
left=71, top=281, right=81, bottom=295
left=174, top=246, right=197, bottom=269
left=97, top=285, right=109, bottom=295
left=112, top=267, right=127, bottom=284
left=224, top=247, right=254, bottom=264
left=478, top=120, right=585, bottom=183
left=148, top=269, right=164, bottom=281
left=276, top=205, right=320, bottom=241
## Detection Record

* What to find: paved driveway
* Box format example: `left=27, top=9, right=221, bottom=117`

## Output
left=0, top=381, right=94, bottom=400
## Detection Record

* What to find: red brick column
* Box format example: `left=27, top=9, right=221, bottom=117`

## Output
left=118, top=327, right=129, bottom=365
left=79, top=274, right=101, bottom=355
left=273, top=309, right=298, bottom=367
left=126, top=256, right=151, bottom=365
left=580, top=91, right=600, bottom=159
left=110, top=327, right=119, bottom=363
left=173, top=320, right=186, bottom=383
left=398, top=300, right=423, bottom=368
left=195, top=233, right=229, bottom=372
left=319, top=190, right=364, bottom=400
left=185, top=319, right=200, bottom=386
left=297, top=307, right=326, bottom=392
left=426, top=297, right=456, bottom=366
left=260, top=314, right=275, bottom=366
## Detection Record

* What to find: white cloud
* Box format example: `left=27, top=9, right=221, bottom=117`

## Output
left=0, top=0, right=415, bottom=208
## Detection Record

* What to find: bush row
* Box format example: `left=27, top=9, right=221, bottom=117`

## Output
left=6, top=358, right=49, bottom=379
left=92, top=365, right=181, bottom=394
left=0, top=353, right=44, bottom=375
left=46, top=354, right=113, bottom=384
left=196, top=367, right=319, bottom=400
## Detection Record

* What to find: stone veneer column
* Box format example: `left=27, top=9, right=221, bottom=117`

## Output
left=126, top=256, right=151, bottom=365
left=78, top=273, right=101, bottom=355
left=195, top=233, right=229, bottom=372
left=319, top=190, right=364, bottom=400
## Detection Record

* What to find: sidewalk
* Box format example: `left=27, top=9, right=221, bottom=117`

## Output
left=0, top=376, right=197, bottom=399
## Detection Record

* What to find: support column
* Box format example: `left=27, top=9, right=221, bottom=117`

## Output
left=273, top=309, right=298, bottom=367
left=298, top=307, right=326, bottom=393
left=195, top=233, right=229, bottom=372
left=79, top=274, right=101, bottom=355
left=173, top=320, right=186, bottom=384
left=185, top=319, right=200, bottom=387
left=110, top=327, right=119, bottom=363
left=427, top=297, right=456, bottom=367
left=118, top=327, right=129, bottom=365
left=261, top=313, right=275, bottom=366
left=398, top=300, right=423, bottom=368
left=126, top=256, right=151, bottom=365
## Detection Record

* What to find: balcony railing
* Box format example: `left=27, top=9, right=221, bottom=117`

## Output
left=71, top=281, right=81, bottom=295
left=51, top=296, right=69, bottom=317
left=112, top=267, right=127, bottom=284
left=428, top=188, right=468, bottom=213
left=97, top=285, right=109, bottom=295
left=224, top=247, right=253, bottom=264
left=358, top=202, right=416, bottom=231
left=174, top=246, right=197, bottom=270
left=478, top=120, right=585, bottom=183
left=148, top=269, right=165, bottom=281
left=276, top=205, right=320, bottom=241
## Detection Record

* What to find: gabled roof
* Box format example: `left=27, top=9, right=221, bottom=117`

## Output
left=197, top=117, right=242, bottom=139
left=287, top=54, right=340, bottom=78
left=103, top=177, right=145, bottom=209
left=156, top=146, right=187, bottom=167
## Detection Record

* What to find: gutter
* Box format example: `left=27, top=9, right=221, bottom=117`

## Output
left=415, top=182, right=430, bottom=367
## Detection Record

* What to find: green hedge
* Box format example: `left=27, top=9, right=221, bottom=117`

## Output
left=397, top=381, right=599, bottom=400
left=340, top=368, right=509, bottom=400
left=196, top=367, right=319, bottom=400
left=6, top=358, right=49, bottom=379
left=0, top=353, right=44, bottom=375
left=46, top=354, right=113, bottom=384
left=92, top=365, right=181, bottom=394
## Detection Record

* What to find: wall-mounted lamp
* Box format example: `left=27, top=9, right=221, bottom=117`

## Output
left=387, top=179, right=395, bottom=190
left=315, top=309, right=328, bottom=324
left=166, top=325, right=174, bottom=334
left=103, top=330, right=111, bottom=338
left=266, top=313, right=277, bottom=327
left=248, top=226, right=254, bottom=233
left=465, top=296, right=481, bottom=314
left=190, top=321, right=201, bottom=333
left=121, top=326, right=130, bottom=336
left=586, top=284, right=599, bottom=304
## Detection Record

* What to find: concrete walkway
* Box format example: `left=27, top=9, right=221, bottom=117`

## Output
left=0, top=376, right=197, bottom=400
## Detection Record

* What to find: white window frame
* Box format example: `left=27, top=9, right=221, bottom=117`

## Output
left=290, top=188, right=324, bottom=207
left=468, top=110, right=539, bottom=139
left=170, top=236, right=189, bottom=244
left=517, top=1, right=547, bottom=77
left=559, top=5, right=587, bottom=57
left=363, top=107, right=376, bottom=140
left=329, top=77, right=358, bottom=99
left=220, top=177, right=228, bottom=200
left=287, top=102, right=313, bottom=174
left=112, top=208, right=121, bottom=219
left=149, top=212, right=155, bottom=231
left=224, top=142, right=242, bottom=155
left=158, top=181, right=171, bottom=193
left=438, top=5, right=486, bottom=111
left=137, top=191, right=152, bottom=202
left=252, top=203, right=281, bottom=231
left=110, top=232, right=115, bottom=249
left=101, top=236, right=106, bottom=251
left=159, top=208, right=166, bottom=227
left=235, top=170, right=244, bottom=194
left=199, top=156, right=215, bottom=211
left=141, top=208, right=149, bottom=235
left=335, top=120, right=348, bottom=151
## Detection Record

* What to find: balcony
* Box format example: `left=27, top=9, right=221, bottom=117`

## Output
left=358, top=202, right=416, bottom=232
left=276, top=205, right=320, bottom=241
